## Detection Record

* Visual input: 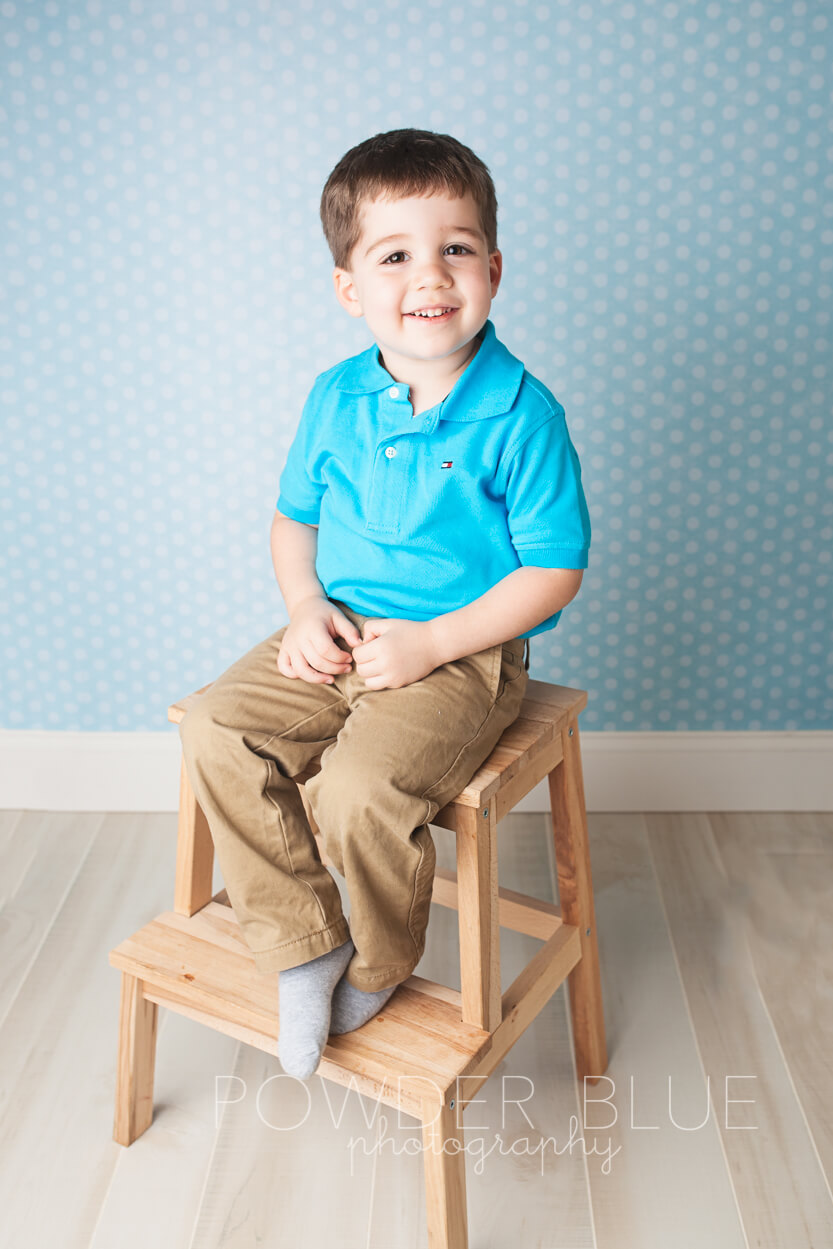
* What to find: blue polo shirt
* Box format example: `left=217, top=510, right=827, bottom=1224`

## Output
left=276, top=319, right=590, bottom=639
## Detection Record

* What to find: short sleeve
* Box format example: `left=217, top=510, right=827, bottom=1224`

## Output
left=276, top=380, right=327, bottom=525
left=503, top=410, right=591, bottom=569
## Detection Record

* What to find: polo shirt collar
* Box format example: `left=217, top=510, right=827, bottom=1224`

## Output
left=334, top=319, right=525, bottom=421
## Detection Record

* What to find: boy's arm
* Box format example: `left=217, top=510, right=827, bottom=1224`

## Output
left=271, top=510, right=362, bottom=682
left=428, top=564, right=583, bottom=665
left=352, top=565, right=583, bottom=690
left=270, top=510, right=324, bottom=614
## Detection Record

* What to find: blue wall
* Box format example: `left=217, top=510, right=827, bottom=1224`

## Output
left=1, top=0, right=831, bottom=731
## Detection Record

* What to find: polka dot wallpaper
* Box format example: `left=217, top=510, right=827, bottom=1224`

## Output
left=1, top=0, right=831, bottom=732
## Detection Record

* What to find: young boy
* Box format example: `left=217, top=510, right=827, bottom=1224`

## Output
left=179, top=129, right=590, bottom=1080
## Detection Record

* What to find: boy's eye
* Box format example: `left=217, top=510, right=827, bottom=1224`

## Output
left=380, top=244, right=473, bottom=264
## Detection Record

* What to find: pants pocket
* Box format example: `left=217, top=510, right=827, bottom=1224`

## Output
left=496, top=637, right=526, bottom=700
left=419, top=642, right=524, bottom=810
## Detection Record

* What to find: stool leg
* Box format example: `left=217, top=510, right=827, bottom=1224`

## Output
left=456, top=804, right=502, bottom=1032
left=113, top=973, right=157, bottom=1145
left=547, top=718, right=608, bottom=1084
left=174, top=754, right=214, bottom=916
left=422, top=1097, right=468, bottom=1249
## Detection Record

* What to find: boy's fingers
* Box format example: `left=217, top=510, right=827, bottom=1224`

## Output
left=362, top=619, right=385, bottom=642
left=323, top=640, right=354, bottom=663
left=288, top=643, right=336, bottom=683
left=306, top=630, right=356, bottom=673
left=310, top=630, right=353, bottom=670
left=295, top=654, right=335, bottom=683
left=362, top=674, right=388, bottom=690
left=319, top=617, right=352, bottom=649
left=305, top=650, right=348, bottom=676
left=332, top=612, right=362, bottom=647
left=354, top=652, right=383, bottom=676
left=277, top=653, right=297, bottom=679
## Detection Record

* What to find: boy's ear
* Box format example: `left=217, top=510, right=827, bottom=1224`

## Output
left=489, top=249, right=503, bottom=298
left=332, top=268, right=364, bottom=318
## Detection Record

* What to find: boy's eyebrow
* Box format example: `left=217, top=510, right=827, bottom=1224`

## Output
left=364, top=225, right=485, bottom=258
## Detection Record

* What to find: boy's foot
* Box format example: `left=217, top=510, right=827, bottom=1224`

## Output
left=277, top=937, right=354, bottom=1079
left=328, top=973, right=400, bottom=1035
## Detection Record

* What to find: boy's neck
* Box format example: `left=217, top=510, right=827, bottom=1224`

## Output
left=378, top=331, right=484, bottom=415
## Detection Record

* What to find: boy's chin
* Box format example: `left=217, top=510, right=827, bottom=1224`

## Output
left=382, top=342, right=467, bottom=365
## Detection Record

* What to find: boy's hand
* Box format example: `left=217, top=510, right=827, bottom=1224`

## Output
left=352, top=619, right=443, bottom=690
left=277, top=596, right=363, bottom=684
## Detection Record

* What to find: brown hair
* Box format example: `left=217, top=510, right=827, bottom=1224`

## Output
left=320, top=128, right=498, bottom=270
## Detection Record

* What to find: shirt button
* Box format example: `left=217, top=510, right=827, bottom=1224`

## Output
left=388, top=386, right=400, bottom=399
left=385, top=446, right=397, bottom=459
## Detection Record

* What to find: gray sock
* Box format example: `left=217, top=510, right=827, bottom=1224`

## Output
left=328, top=973, right=401, bottom=1035
left=277, top=937, right=354, bottom=1079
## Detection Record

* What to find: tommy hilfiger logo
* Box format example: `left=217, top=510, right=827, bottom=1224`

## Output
left=441, top=461, right=453, bottom=469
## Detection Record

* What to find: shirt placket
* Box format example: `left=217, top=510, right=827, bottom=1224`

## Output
left=364, top=384, right=423, bottom=534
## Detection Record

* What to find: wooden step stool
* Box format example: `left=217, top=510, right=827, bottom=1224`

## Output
left=109, top=679, right=607, bottom=1249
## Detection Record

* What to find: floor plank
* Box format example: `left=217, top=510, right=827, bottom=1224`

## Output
left=709, top=812, right=833, bottom=1193
left=90, top=1012, right=241, bottom=1249
left=185, top=1040, right=376, bottom=1249
left=646, top=812, right=833, bottom=1249
left=0, top=810, right=103, bottom=1026
left=587, top=812, right=746, bottom=1249
left=0, top=813, right=176, bottom=1248
left=0, top=808, right=26, bottom=907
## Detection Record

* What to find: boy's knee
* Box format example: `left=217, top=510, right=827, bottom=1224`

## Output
left=306, top=749, right=377, bottom=815
left=305, top=754, right=429, bottom=842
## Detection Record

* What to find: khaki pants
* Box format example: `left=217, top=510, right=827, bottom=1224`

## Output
left=179, top=600, right=530, bottom=991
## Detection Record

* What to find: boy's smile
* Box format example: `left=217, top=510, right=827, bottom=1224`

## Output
left=332, top=190, right=502, bottom=403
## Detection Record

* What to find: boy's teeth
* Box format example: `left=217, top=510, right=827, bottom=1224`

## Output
left=413, top=308, right=449, bottom=317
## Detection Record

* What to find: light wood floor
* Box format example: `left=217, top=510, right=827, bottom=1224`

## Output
left=1, top=808, right=831, bottom=1248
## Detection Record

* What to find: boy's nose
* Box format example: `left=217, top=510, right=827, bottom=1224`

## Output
left=413, top=262, right=452, bottom=289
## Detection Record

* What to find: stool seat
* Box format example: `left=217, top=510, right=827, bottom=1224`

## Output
left=109, top=675, right=607, bottom=1249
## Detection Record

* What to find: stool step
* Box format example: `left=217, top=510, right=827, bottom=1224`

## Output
left=110, top=903, right=493, bottom=1116
left=109, top=900, right=582, bottom=1119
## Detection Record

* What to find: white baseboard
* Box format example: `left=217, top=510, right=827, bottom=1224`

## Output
left=1, top=729, right=831, bottom=813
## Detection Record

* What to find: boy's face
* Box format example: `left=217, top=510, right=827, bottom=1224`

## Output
left=332, top=190, right=502, bottom=385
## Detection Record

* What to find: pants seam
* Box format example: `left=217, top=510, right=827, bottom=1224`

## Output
left=406, top=806, right=432, bottom=962
left=263, top=756, right=332, bottom=932
left=253, top=690, right=347, bottom=756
